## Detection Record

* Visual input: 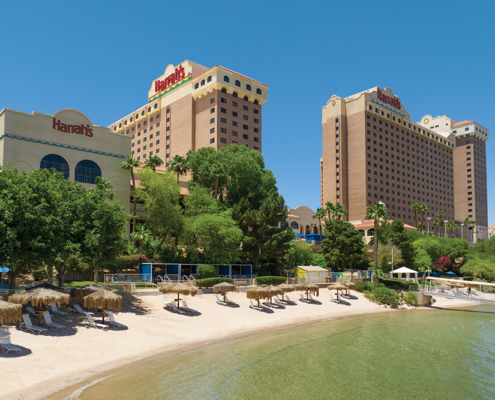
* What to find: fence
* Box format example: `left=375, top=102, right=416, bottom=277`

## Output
left=105, top=274, right=152, bottom=283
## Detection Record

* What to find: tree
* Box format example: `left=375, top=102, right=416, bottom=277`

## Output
left=121, top=155, right=141, bottom=233
left=432, top=218, right=439, bottom=237
left=287, top=241, right=326, bottom=269
left=325, top=201, right=336, bottom=219
left=131, top=223, right=150, bottom=253
left=377, top=245, right=402, bottom=273
left=415, top=248, right=433, bottom=283
left=436, top=210, right=445, bottom=237
left=95, top=177, right=116, bottom=201
left=321, top=219, right=364, bottom=270
left=463, top=217, right=470, bottom=241
left=144, top=155, right=164, bottom=172
left=365, top=201, right=389, bottom=284
left=382, top=219, right=416, bottom=269
left=419, top=204, right=429, bottom=234
left=411, top=203, right=420, bottom=229
left=313, top=207, right=327, bottom=242
left=169, top=154, right=189, bottom=183
left=333, top=203, right=348, bottom=220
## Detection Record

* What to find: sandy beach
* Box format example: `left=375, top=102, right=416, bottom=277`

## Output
left=0, top=289, right=476, bottom=400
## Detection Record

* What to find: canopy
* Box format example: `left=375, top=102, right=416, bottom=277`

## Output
left=390, top=267, right=417, bottom=274
left=246, top=286, right=270, bottom=307
left=0, top=300, right=22, bottom=325
left=71, top=285, right=102, bottom=299
left=0, top=267, right=9, bottom=273
left=213, top=282, right=236, bottom=302
left=344, top=281, right=356, bottom=290
left=159, top=283, right=197, bottom=303
left=445, top=271, right=457, bottom=276
left=84, top=289, right=122, bottom=323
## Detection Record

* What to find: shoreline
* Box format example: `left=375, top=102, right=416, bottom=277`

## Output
left=2, top=292, right=479, bottom=400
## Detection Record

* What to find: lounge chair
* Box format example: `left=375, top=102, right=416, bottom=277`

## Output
left=20, top=314, right=47, bottom=334
left=42, top=312, right=65, bottom=330
left=275, top=296, right=288, bottom=304
left=105, top=311, right=125, bottom=329
left=329, top=294, right=340, bottom=303
left=249, top=300, right=263, bottom=311
left=73, top=304, right=94, bottom=316
left=284, top=295, right=295, bottom=304
left=25, top=307, right=37, bottom=317
left=181, top=301, right=195, bottom=313
left=309, top=294, right=318, bottom=302
left=0, top=327, right=21, bottom=355
left=170, top=301, right=185, bottom=314
left=163, top=294, right=174, bottom=306
left=215, top=295, right=228, bottom=306
left=85, top=314, right=109, bottom=330
left=299, top=294, right=310, bottom=303
left=50, top=303, right=68, bottom=317
left=273, top=298, right=285, bottom=307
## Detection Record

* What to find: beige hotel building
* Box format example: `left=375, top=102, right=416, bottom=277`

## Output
left=109, top=60, right=268, bottom=169
left=321, top=86, right=489, bottom=241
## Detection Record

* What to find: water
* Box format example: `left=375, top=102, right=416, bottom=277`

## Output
left=69, top=305, right=495, bottom=400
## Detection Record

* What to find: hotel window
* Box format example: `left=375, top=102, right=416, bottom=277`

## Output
left=224, top=76, right=229, bottom=83
left=221, top=98, right=227, bottom=104
left=210, top=118, right=215, bottom=124
left=221, top=128, right=227, bottom=133
left=166, top=154, right=169, bottom=158
left=254, top=137, right=259, bottom=142
left=156, top=140, right=160, bottom=145
left=244, top=95, right=249, bottom=101
left=246, top=84, right=251, bottom=91
left=166, top=127, right=170, bottom=131
left=156, top=122, right=160, bottom=127
left=243, top=124, right=248, bottom=130
left=40, top=154, right=69, bottom=179
left=210, top=98, right=215, bottom=104
left=256, top=88, right=262, bottom=95
left=167, top=108, right=170, bottom=113
left=75, top=160, right=101, bottom=185
left=207, top=76, right=212, bottom=83
left=253, top=109, right=259, bottom=114
left=232, top=121, right=238, bottom=127
left=137, top=140, right=141, bottom=144
left=221, top=118, right=227, bottom=123
left=144, top=129, right=147, bottom=133
left=150, top=117, right=153, bottom=122
left=221, top=108, right=227, bottom=113
left=254, top=146, right=259, bottom=150
left=210, top=128, right=215, bottom=133
left=166, top=136, right=169, bottom=140
left=221, top=88, right=227, bottom=93
left=221, top=138, right=227, bottom=143
left=143, top=146, right=147, bottom=150
left=232, top=101, right=238, bottom=107
left=113, top=126, right=116, bottom=131
left=232, top=141, right=237, bottom=144
left=132, top=143, right=135, bottom=147
left=232, top=111, right=238, bottom=117
left=166, top=144, right=169, bottom=149
left=210, top=108, right=215, bottom=114
left=201, top=79, right=205, bottom=86
left=148, top=107, right=151, bottom=112
left=254, top=100, right=259, bottom=104
left=243, top=134, right=248, bottom=139
left=235, top=80, right=241, bottom=87
left=254, top=127, right=259, bottom=133
left=137, top=156, right=140, bottom=160
left=232, top=131, right=238, bottom=137
left=126, top=130, right=129, bottom=134
left=210, top=138, right=215, bottom=143
left=132, top=151, right=135, bottom=155
left=156, top=131, right=160, bottom=136
left=156, top=149, right=160, bottom=153
left=233, top=92, right=238, bottom=98
left=243, top=115, right=248, bottom=120
left=154, top=103, right=158, bottom=109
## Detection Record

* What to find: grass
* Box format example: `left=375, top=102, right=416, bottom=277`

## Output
left=63, top=281, right=103, bottom=288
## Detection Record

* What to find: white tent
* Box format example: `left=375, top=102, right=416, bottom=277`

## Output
left=389, top=267, right=418, bottom=282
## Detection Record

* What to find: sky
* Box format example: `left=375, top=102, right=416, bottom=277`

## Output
left=1, top=1, right=494, bottom=224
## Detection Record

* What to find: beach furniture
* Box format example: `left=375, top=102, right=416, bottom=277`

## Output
left=42, top=312, right=65, bottom=330
left=249, top=300, right=263, bottom=311
left=0, top=327, right=21, bottom=355
left=20, top=314, right=47, bottom=334
left=106, top=311, right=125, bottom=329
left=284, top=295, right=295, bottom=304
left=299, top=294, right=310, bottom=303
left=181, top=301, right=195, bottom=313
left=309, top=294, right=317, bottom=302
left=273, top=298, right=284, bottom=307
left=275, top=296, right=288, bottom=304
left=215, top=295, right=228, bottom=306
left=84, top=288, right=122, bottom=324
left=25, top=307, right=38, bottom=318
left=73, top=304, right=94, bottom=316
left=50, top=303, right=68, bottom=317
left=170, top=302, right=185, bottom=314
left=163, top=294, right=173, bottom=306
left=213, top=282, right=236, bottom=303
left=329, top=294, right=340, bottom=303
left=85, top=314, right=109, bottom=330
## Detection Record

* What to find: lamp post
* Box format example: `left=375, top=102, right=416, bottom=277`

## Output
left=461, top=223, right=464, bottom=239
left=444, top=220, right=448, bottom=238
left=427, top=217, right=431, bottom=235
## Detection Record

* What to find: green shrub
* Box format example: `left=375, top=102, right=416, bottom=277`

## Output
left=255, top=276, right=287, bottom=285
left=32, top=270, right=47, bottom=281
left=462, top=276, right=474, bottom=281
left=355, top=281, right=376, bottom=292
left=404, top=292, right=418, bottom=306
left=195, top=277, right=233, bottom=288
left=365, top=286, right=399, bottom=307
left=197, top=265, right=219, bottom=279
left=379, top=277, right=418, bottom=291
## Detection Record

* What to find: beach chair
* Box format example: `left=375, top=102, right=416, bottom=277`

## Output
left=20, top=314, right=47, bottom=334
left=85, top=314, right=109, bottom=330
left=105, top=311, right=125, bottom=329
left=42, top=312, right=65, bottom=330
left=25, top=307, right=37, bottom=318
left=224, top=294, right=231, bottom=303
left=215, top=295, right=228, bottom=306
left=181, top=301, right=195, bottom=313
left=329, top=294, right=340, bottom=303
left=273, top=298, right=284, bottom=307
left=249, top=300, right=263, bottom=311
left=309, top=294, right=317, bottom=302
left=73, top=304, right=94, bottom=316
left=163, top=294, right=174, bottom=306
left=170, top=301, right=185, bottom=315
left=50, top=303, right=68, bottom=317
left=299, top=294, right=310, bottom=303
left=284, top=295, right=295, bottom=304
left=0, top=327, right=21, bottom=355
left=276, top=296, right=288, bottom=304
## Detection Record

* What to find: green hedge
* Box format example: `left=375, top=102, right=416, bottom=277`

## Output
left=365, top=286, right=399, bottom=307
left=197, top=265, right=219, bottom=279
left=195, top=277, right=233, bottom=288
left=355, top=281, right=376, bottom=292
left=33, top=270, right=47, bottom=281
left=255, top=276, right=287, bottom=285
left=379, top=277, right=418, bottom=291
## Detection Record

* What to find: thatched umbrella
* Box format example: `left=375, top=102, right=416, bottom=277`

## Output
left=70, top=285, right=101, bottom=299
left=246, top=286, right=270, bottom=307
left=9, top=288, right=70, bottom=326
left=84, top=289, right=122, bottom=324
left=265, top=285, right=283, bottom=303
left=277, top=284, right=295, bottom=301
left=159, top=283, right=197, bottom=304
left=296, top=283, right=319, bottom=300
left=213, top=282, right=236, bottom=302
left=0, top=300, right=22, bottom=326
left=344, top=281, right=356, bottom=292
left=328, top=283, right=348, bottom=298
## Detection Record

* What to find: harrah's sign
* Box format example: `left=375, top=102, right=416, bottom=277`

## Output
left=377, top=88, right=401, bottom=110
left=154, top=65, right=186, bottom=93
left=53, top=118, right=93, bottom=137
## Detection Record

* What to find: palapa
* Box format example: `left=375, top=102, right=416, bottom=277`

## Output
left=276, top=283, right=295, bottom=301
left=246, top=286, right=270, bottom=307
left=344, top=281, right=357, bottom=290
left=0, top=300, right=22, bottom=326
left=9, top=288, right=70, bottom=326
left=213, top=282, right=236, bottom=302
left=328, top=283, right=348, bottom=297
left=84, top=289, right=122, bottom=324
left=265, top=285, right=283, bottom=303
left=70, top=285, right=102, bottom=299
left=447, top=282, right=464, bottom=289
left=159, top=283, right=197, bottom=303
left=296, top=283, right=319, bottom=300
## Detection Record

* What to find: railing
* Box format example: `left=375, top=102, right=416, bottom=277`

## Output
left=424, top=284, right=495, bottom=303
left=105, top=274, right=152, bottom=283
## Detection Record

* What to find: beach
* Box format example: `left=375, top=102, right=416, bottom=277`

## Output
left=0, top=289, right=475, bottom=400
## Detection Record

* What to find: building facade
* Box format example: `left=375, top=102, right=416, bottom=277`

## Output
left=109, top=60, right=268, bottom=170
left=0, top=108, right=131, bottom=214
left=321, top=86, right=489, bottom=241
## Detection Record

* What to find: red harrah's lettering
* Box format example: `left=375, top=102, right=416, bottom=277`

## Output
left=377, top=88, right=401, bottom=110
left=53, top=118, right=93, bottom=137
left=154, top=65, right=186, bottom=93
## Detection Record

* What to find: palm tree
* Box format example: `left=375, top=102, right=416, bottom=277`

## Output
left=168, top=155, right=189, bottom=183
left=333, top=203, right=349, bottom=220
left=454, top=223, right=460, bottom=238
left=365, top=201, right=389, bottom=284
left=440, top=220, right=447, bottom=238
left=463, top=217, right=470, bottom=241
left=131, top=223, right=150, bottom=253
left=95, top=177, right=116, bottom=200
left=470, top=220, right=477, bottom=243
left=144, top=155, right=164, bottom=172
left=325, top=201, right=336, bottom=219
left=419, top=204, right=429, bottom=234
left=411, top=203, right=420, bottom=230
left=121, top=155, right=141, bottom=233
left=432, top=218, right=439, bottom=237
left=313, top=207, right=328, bottom=242
left=436, top=210, right=445, bottom=237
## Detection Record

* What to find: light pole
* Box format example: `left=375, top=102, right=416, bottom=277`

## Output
left=427, top=217, right=431, bottom=235
left=444, top=220, right=448, bottom=238
left=461, top=223, right=464, bottom=239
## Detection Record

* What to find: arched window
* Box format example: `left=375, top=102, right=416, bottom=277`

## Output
left=75, top=160, right=101, bottom=184
left=291, top=221, right=299, bottom=229
left=40, top=154, right=69, bottom=179
left=232, top=92, right=238, bottom=98
left=246, top=84, right=251, bottom=91
left=235, top=80, right=241, bottom=87
left=256, top=88, right=262, bottom=95
left=254, top=100, right=259, bottom=105
left=207, top=76, right=212, bottom=83
left=201, top=79, right=205, bottom=86
left=305, top=225, right=311, bottom=235
left=243, top=95, right=249, bottom=101
left=224, top=76, right=230, bottom=83
left=221, top=87, right=227, bottom=93
left=194, top=83, right=199, bottom=89
left=280, top=221, right=288, bottom=228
